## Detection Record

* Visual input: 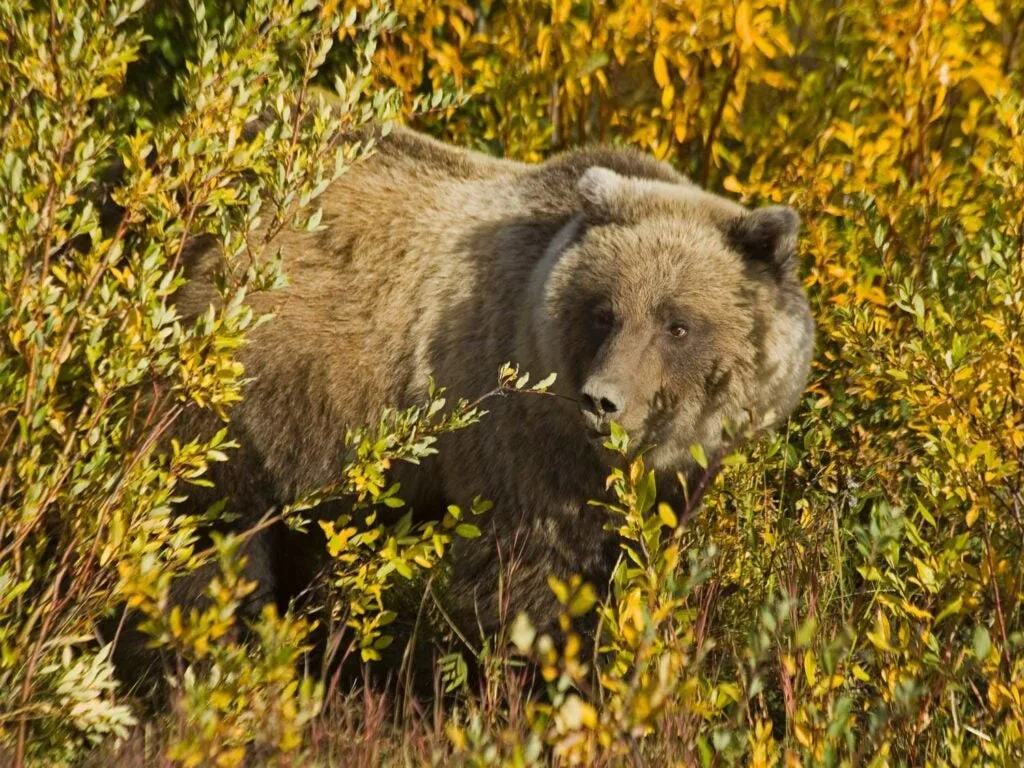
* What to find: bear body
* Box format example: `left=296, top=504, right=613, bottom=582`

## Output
left=172, top=125, right=815, bottom=646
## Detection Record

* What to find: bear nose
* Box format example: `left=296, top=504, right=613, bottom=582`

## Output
left=580, top=380, right=625, bottom=421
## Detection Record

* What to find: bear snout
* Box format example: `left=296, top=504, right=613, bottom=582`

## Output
left=579, top=378, right=626, bottom=435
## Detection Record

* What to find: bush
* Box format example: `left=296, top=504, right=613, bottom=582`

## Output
left=2, top=0, right=1023, bottom=765
left=0, top=0, right=406, bottom=763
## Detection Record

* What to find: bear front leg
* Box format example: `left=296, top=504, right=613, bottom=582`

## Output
left=442, top=506, right=617, bottom=650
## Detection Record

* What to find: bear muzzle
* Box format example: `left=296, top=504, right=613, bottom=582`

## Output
left=579, top=377, right=626, bottom=437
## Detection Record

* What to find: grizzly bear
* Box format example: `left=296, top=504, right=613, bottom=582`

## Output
left=158, top=125, right=814, bottom=671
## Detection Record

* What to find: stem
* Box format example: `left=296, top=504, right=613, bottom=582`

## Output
left=14, top=564, right=68, bottom=768
left=699, top=50, right=739, bottom=187
left=981, top=522, right=1012, bottom=670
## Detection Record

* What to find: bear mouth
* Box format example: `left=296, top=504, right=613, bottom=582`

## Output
left=578, top=410, right=612, bottom=441
left=578, top=416, right=613, bottom=449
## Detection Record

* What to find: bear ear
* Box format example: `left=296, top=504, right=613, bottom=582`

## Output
left=576, top=166, right=629, bottom=221
left=726, top=205, right=800, bottom=272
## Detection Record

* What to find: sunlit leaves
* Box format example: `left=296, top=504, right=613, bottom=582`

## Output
left=397, top=0, right=1024, bottom=763
left=0, top=0, right=401, bottom=762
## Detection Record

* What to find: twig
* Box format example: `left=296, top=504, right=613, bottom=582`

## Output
left=699, top=51, right=739, bottom=187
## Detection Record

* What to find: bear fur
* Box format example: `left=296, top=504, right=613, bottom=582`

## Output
left=164, top=125, right=815, bottom=660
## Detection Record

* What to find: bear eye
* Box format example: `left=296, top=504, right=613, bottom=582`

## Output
left=667, top=322, right=688, bottom=339
left=593, top=305, right=614, bottom=329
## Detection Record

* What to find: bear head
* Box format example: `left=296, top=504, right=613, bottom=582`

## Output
left=528, top=166, right=815, bottom=477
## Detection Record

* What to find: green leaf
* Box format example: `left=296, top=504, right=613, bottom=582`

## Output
left=635, top=470, right=656, bottom=514
left=689, top=443, right=708, bottom=470
left=567, top=583, right=597, bottom=617
left=973, top=625, right=991, bottom=662
left=439, top=653, right=468, bottom=692
left=935, top=596, right=963, bottom=624
left=305, top=207, right=323, bottom=231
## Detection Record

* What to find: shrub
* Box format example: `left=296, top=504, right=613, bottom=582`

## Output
left=0, top=0, right=412, bottom=763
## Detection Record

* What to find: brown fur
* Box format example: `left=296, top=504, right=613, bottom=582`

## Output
left=170, top=125, right=815, bottom=651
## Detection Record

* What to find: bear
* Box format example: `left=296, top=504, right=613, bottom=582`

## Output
left=129, top=125, right=814, bottom=685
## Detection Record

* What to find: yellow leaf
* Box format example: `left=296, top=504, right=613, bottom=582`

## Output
left=547, top=574, right=569, bottom=603
left=446, top=724, right=467, bottom=751
left=723, top=176, right=744, bottom=193
left=781, top=653, right=796, bottom=676
left=538, top=26, right=552, bottom=70
left=975, top=0, right=1001, bottom=24
left=658, top=502, right=677, bottom=527
left=855, top=284, right=888, bottom=306
left=653, top=51, right=670, bottom=89
left=793, top=722, right=811, bottom=747
left=754, top=34, right=777, bottom=58
left=803, top=650, right=817, bottom=687
left=867, top=610, right=896, bottom=652
left=716, top=682, right=743, bottom=705
left=661, top=83, right=675, bottom=111
left=735, top=1, right=755, bottom=50
left=553, top=0, right=571, bottom=24
left=970, top=64, right=1004, bottom=98
left=567, top=582, right=597, bottom=617
left=832, top=120, right=856, bottom=149
left=674, top=119, right=688, bottom=143
left=215, top=747, right=246, bottom=768
left=961, top=214, right=983, bottom=233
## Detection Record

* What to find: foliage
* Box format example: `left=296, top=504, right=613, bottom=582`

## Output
left=2, top=0, right=1023, bottom=766
left=0, top=0, right=404, bottom=764
left=374, top=0, right=1024, bottom=762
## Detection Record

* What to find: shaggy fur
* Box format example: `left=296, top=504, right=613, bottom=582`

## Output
left=167, top=125, right=815, bottom=657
